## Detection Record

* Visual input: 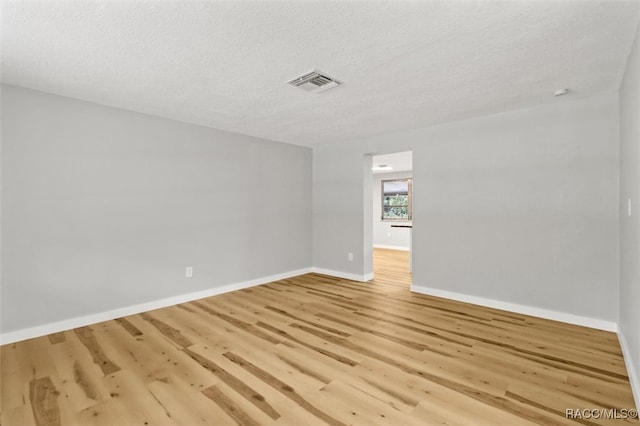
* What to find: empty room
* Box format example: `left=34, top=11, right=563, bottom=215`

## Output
left=2, top=1, right=640, bottom=425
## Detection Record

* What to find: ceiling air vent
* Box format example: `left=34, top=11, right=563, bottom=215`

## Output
left=287, top=69, right=341, bottom=93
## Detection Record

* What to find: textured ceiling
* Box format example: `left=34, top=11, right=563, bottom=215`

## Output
left=2, top=1, right=639, bottom=147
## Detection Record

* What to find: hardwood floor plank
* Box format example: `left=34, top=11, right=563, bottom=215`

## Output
left=264, top=305, right=351, bottom=337
left=47, top=333, right=66, bottom=345
left=1, top=406, right=28, bottom=426
left=504, top=389, right=601, bottom=426
left=275, top=353, right=332, bottom=385
left=191, top=300, right=282, bottom=345
left=29, top=377, right=60, bottom=426
left=183, top=347, right=281, bottom=420
left=139, top=312, right=193, bottom=348
left=257, top=322, right=360, bottom=367
left=1, top=343, right=26, bottom=413
left=72, top=327, right=120, bottom=376
left=223, top=351, right=348, bottom=426
left=74, top=398, right=129, bottom=426
left=47, top=335, right=111, bottom=413
left=71, top=362, right=98, bottom=401
left=201, top=385, right=261, bottom=426
left=100, top=369, right=175, bottom=425
left=315, top=379, right=428, bottom=425
left=146, top=379, right=227, bottom=425
left=113, top=318, right=143, bottom=337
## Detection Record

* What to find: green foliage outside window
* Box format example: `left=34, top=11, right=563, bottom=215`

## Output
left=382, top=179, right=412, bottom=221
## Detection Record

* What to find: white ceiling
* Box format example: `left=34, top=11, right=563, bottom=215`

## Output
left=2, top=1, right=639, bottom=147
left=372, top=151, right=413, bottom=175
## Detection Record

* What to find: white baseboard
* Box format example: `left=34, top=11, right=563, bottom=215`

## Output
left=410, top=284, right=618, bottom=332
left=374, top=244, right=410, bottom=252
left=0, top=267, right=313, bottom=345
left=312, top=267, right=373, bottom=282
left=618, top=330, right=640, bottom=410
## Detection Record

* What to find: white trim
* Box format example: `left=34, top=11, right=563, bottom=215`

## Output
left=311, top=267, right=372, bottom=282
left=374, top=244, right=410, bottom=252
left=410, top=284, right=618, bottom=332
left=0, top=267, right=313, bottom=345
left=618, top=330, right=640, bottom=410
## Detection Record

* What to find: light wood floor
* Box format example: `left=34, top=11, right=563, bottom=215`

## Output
left=1, top=249, right=637, bottom=425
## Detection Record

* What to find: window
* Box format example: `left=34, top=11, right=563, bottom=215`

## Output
left=381, top=178, right=412, bottom=221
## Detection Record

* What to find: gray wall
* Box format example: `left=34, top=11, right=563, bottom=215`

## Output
left=1, top=85, right=312, bottom=333
left=0, top=85, right=3, bottom=335
left=373, top=171, right=412, bottom=250
left=620, top=16, right=640, bottom=399
left=313, top=91, right=620, bottom=322
left=313, top=149, right=376, bottom=277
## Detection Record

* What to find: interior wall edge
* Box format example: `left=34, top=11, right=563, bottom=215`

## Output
left=0, top=266, right=313, bottom=345
left=373, top=244, right=410, bottom=252
left=411, top=284, right=618, bottom=332
left=311, top=267, right=373, bottom=283
left=619, top=330, right=640, bottom=410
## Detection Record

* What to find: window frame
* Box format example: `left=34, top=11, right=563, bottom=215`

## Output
left=381, top=178, right=413, bottom=222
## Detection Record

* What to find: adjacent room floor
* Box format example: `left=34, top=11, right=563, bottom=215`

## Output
left=1, top=249, right=636, bottom=425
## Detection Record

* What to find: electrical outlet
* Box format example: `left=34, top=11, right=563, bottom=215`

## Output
left=348, top=252, right=354, bottom=262
left=185, top=266, right=193, bottom=278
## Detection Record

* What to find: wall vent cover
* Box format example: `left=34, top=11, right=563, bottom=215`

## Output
left=287, top=69, right=341, bottom=93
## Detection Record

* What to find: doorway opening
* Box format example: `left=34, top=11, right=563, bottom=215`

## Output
left=369, top=151, right=413, bottom=286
